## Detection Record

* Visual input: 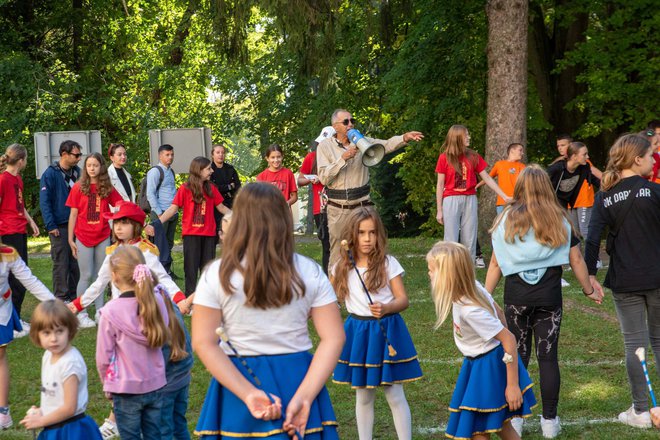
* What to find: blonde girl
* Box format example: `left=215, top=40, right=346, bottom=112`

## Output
left=192, top=182, right=343, bottom=438
left=20, top=300, right=102, bottom=439
left=435, top=125, right=510, bottom=262
left=95, top=245, right=170, bottom=439
left=485, top=165, right=603, bottom=437
left=585, top=134, right=660, bottom=428
left=0, top=144, right=40, bottom=328
left=332, top=207, right=422, bottom=440
left=0, top=242, right=54, bottom=430
left=66, top=153, right=122, bottom=327
left=427, top=241, right=536, bottom=440
left=256, top=143, right=298, bottom=206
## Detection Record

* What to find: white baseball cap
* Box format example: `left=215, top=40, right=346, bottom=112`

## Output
left=315, top=126, right=336, bottom=143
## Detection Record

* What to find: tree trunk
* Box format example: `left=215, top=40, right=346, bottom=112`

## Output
left=482, top=0, right=528, bottom=245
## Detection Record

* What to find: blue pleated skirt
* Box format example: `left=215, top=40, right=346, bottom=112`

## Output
left=38, top=414, right=103, bottom=440
left=195, top=351, right=338, bottom=439
left=0, top=307, right=22, bottom=346
left=445, top=344, right=537, bottom=439
left=333, top=313, right=423, bottom=388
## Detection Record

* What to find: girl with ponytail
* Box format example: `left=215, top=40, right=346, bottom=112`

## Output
left=95, top=245, right=170, bottom=439
left=585, top=133, right=660, bottom=428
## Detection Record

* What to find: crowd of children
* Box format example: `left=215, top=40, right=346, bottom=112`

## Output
left=0, top=123, right=658, bottom=440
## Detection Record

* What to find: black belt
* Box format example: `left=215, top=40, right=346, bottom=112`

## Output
left=349, top=313, right=393, bottom=321
left=327, top=200, right=374, bottom=210
left=466, top=345, right=499, bottom=361
left=325, top=184, right=370, bottom=201
left=43, top=412, right=86, bottom=430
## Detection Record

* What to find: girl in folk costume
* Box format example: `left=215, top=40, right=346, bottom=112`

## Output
left=427, top=241, right=536, bottom=440
left=66, top=153, right=122, bottom=327
left=332, top=207, right=422, bottom=440
left=485, top=165, right=603, bottom=437
left=256, top=143, right=298, bottom=207
left=20, top=300, right=102, bottom=439
left=193, top=182, right=343, bottom=439
left=95, top=246, right=171, bottom=439
left=0, top=144, right=40, bottom=328
left=0, top=240, right=55, bottom=429
left=158, top=156, right=230, bottom=297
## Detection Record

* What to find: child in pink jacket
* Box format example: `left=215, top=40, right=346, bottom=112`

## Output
left=95, top=245, right=169, bottom=439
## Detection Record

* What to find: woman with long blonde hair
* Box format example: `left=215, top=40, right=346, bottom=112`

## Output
left=485, top=165, right=603, bottom=437
left=435, top=125, right=510, bottom=263
left=585, top=133, right=660, bottom=429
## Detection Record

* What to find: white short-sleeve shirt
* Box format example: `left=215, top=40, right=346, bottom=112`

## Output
left=40, top=347, right=88, bottom=417
left=193, top=254, right=337, bottom=356
left=452, top=283, right=504, bottom=358
left=337, top=255, right=404, bottom=317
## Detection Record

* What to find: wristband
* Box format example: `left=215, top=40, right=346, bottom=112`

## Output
left=502, top=352, right=513, bottom=364
left=582, top=287, right=595, bottom=297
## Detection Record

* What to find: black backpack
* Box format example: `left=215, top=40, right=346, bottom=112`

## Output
left=137, top=166, right=172, bottom=213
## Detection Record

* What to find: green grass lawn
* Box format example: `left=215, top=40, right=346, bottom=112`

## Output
left=3, top=236, right=659, bottom=438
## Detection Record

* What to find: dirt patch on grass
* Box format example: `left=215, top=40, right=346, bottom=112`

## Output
left=564, top=297, right=618, bottom=324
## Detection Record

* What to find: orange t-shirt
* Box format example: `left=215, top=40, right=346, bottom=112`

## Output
left=489, top=160, right=525, bottom=205
left=573, top=159, right=596, bottom=208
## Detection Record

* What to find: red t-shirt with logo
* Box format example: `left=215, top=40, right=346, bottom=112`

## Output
left=256, top=167, right=298, bottom=201
left=435, top=152, right=488, bottom=197
left=0, top=172, right=27, bottom=235
left=172, top=184, right=224, bottom=237
left=299, top=152, right=323, bottom=215
left=66, top=183, right=123, bottom=247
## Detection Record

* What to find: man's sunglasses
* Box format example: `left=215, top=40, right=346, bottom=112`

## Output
left=67, top=152, right=83, bottom=158
left=339, top=118, right=356, bottom=126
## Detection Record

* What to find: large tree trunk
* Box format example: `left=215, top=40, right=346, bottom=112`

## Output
left=482, top=0, right=528, bottom=245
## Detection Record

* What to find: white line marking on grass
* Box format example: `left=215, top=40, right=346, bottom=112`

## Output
left=419, top=358, right=633, bottom=367
left=416, top=418, right=619, bottom=434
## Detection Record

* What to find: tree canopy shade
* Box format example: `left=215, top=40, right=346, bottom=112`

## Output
left=0, top=0, right=657, bottom=235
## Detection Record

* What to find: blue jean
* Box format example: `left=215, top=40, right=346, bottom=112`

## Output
left=113, top=389, right=163, bottom=440
left=160, top=384, right=191, bottom=440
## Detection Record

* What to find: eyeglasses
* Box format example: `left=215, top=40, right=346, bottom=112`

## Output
left=68, top=152, right=83, bottom=158
left=335, top=118, right=356, bottom=126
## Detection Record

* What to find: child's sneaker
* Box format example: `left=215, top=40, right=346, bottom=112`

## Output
left=541, top=416, right=561, bottom=438
left=510, top=417, right=523, bottom=436
left=77, top=312, right=96, bottom=329
left=618, top=405, right=651, bottom=428
left=0, top=411, right=12, bottom=429
left=100, top=418, right=119, bottom=439
left=475, top=256, right=486, bottom=268
left=561, top=278, right=570, bottom=287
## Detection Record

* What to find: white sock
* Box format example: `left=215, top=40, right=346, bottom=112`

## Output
left=384, top=384, right=412, bottom=440
left=355, top=388, right=376, bottom=440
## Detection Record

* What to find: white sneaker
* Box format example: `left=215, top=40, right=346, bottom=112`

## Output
left=618, top=405, right=651, bottom=428
left=95, top=310, right=101, bottom=324
left=561, top=278, right=570, bottom=287
left=510, top=417, right=523, bottom=436
left=78, top=312, right=96, bottom=329
left=596, top=259, right=603, bottom=269
left=99, top=417, right=119, bottom=440
left=541, top=416, right=561, bottom=438
left=475, top=256, right=486, bottom=268
left=0, top=410, right=12, bottom=429
left=20, top=320, right=30, bottom=331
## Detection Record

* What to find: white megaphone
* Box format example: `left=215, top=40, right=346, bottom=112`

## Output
left=347, top=129, right=385, bottom=167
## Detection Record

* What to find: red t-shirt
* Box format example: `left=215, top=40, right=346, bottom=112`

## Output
left=172, top=184, right=224, bottom=237
left=299, top=152, right=323, bottom=215
left=66, top=183, right=123, bottom=247
left=435, top=152, right=488, bottom=197
left=0, top=172, right=27, bottom=235
left=649, top=152, right=660, bottom=183
left=256, top=167, right=298, bottom=201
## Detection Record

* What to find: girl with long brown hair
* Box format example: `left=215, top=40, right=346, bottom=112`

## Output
left=0, top=143, right=40, bottom=329
left=66, top=153, right=122, bottom=327
left=485, top=165, right=603, bottom=437
left=585, top=134, right=660, bottom=429
left=332, top=207, right=422, bottom=440
left=95, top=245, right=171, bottom=439
left=435, top=125, right=510, bottom=263
left=158, top=156, right=230, bottom=296
left=192, top=182, right=343, bottom=438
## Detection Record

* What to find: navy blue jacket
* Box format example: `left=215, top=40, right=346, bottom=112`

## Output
left=39, top=163, right=80, bottom=231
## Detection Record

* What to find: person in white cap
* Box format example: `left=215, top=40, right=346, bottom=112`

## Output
left=316, top=109, right=423, bottom=266
left=297, top=126, right=335, bottom=274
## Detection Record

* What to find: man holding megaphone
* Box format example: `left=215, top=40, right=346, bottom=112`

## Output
left=317, top=108, right=424, bottom=266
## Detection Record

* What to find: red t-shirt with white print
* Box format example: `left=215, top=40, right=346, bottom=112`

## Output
left=172, top=184, right=224, bottom=237
left=66, top=183, right=122, bottom=247
left=256, top=168, right=298, bottom=202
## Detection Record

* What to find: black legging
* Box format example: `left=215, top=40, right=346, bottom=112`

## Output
left=505, top=304, right=562, bottom=419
